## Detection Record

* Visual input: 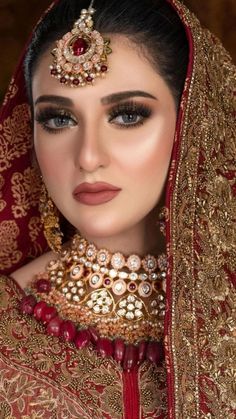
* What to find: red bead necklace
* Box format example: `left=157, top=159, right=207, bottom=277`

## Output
left=20, top=292, right=164, bottom=372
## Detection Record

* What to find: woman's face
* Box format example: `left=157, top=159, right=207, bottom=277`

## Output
left=32, top=35, right=177, bottom=246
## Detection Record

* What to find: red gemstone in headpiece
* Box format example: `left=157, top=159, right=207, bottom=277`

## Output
left=72, top=38, right=89, bottom=56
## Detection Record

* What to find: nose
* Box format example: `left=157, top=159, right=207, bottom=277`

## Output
left=75, top=125, right=109, bottom=173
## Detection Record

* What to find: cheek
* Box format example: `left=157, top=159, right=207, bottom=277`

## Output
left=34, top=130, right=69, bottom=183
left=112, top=117, right=175, bottom=186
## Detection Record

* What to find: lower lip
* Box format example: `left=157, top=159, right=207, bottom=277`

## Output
left=73, top=190, right=120, bottom=205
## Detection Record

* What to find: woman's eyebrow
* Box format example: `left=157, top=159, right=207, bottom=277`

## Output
left=34, top=95, right=73, bottom=106
left=34, top=90, right=157, bottom=107
left=101, top=90, right=157, bottom=105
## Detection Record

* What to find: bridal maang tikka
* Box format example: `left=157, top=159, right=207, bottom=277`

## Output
left=50, top=2, right=112, bottom=87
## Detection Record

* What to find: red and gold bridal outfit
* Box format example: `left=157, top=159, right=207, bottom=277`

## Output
left=0, top=0, right=235, bottom=417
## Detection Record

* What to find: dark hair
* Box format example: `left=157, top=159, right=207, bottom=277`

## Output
left=24, top=0, right=189, bottom=107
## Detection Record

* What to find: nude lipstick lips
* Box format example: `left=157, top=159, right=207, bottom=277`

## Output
left=73, top=182, right=121, bottom=205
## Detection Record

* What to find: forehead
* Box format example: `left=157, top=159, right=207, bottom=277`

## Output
left=32, top=34, right=172, bottom=105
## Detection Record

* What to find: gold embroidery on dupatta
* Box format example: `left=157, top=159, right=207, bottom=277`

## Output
left=0, top=103, right=31, bottom=172
left=11, top=167, right=41, bottom=218
left=139, top=362, right=168, bottom=418
left=28, top=217, right=42, bottom=243
left=0, top=276, right=124, bottom=419
left=0, top=174, right=6, bottom=212
left=0, top=221, right=22, bottom=269
left=169, top=1, right=236, bottom=418
left=2, top=77, right=18, bottom=107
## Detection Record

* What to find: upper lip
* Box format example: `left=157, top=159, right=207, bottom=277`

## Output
left=73, top=182, right=121, bottom=194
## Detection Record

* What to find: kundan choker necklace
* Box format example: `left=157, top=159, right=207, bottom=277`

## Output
left=20, top=234, right=167, bottom=371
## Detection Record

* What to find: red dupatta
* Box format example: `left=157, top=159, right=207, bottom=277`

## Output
left=0, top=0, right=235, bottom=417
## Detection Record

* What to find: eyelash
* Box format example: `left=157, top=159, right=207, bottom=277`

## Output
left=35, top=109, right=77, bottom=134
left=35, top=101, right=152, bottom=134
left=108, top=102, right=152, bottom=129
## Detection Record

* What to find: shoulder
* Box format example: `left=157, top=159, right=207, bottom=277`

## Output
left=10, top=251, right=58, bottom=290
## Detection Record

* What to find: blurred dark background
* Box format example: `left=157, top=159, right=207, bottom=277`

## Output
left=0, top=0, right=235, bottom=101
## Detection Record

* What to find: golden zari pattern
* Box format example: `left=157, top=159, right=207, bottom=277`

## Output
left=0, top=275, right=167, bottom=418
left=167, top=1, right=236, bottom=418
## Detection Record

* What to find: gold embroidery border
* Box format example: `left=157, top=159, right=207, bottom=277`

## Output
left=169, top=1, right=236, bottom=418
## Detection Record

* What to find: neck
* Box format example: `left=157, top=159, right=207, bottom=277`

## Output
left=78, top=210, right=165, bottom=257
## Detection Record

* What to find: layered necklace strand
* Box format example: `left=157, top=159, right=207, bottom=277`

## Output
left=20, top=233, right=167, bottom=371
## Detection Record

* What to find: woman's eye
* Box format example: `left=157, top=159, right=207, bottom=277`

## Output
left=112, top=113, right=142, bottom=125
left=46, top=115, right=76, bottom=129
left=35, top=110, right=77, bottom=133
left=108, top=103, right=152, bottom=128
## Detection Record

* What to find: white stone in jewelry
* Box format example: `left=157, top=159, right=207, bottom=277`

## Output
left=143, top=255, right=157, bottom=272
left=129, top=272, right=138, bottom=281
left=87, top=300, right=93, bottom=308
left=117, top=309, right=126, bottom=317
left=109, top=269, right=118, bottom=279
left=119, top=300, right=127, bottom=308
left=111, top=253, right=125, bottom=270
left=112, top=280, right=126, bottom=296
left=138, top=282, right=152, bottom=298
left=93, top=305, right=101, bottom=314
left=127, top=295, right=136, bottom=303
left=86, top=244, right=96, bottom=260
left=126, top=312, right=135, bottom=320
left=102, top=306, right=109, bottom=315
left=135, top=300, right=143, bottom=309
left=135, top=309, right=142, bottom=318
left=70, top=265, right=83, bottom=279
left=97, top=249, right=110, bottom=265
left=127, top=255, right=141, bottom=271
left=89, top=273, right=103, bottom=289
left=119, top=271, right=129, bottom=279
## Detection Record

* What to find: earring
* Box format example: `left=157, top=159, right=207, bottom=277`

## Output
left=39, top=183, right=63, bottom=253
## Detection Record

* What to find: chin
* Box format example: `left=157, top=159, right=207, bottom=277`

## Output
left=78, top=223, right=122, bottom=241
left=70, top=213, right=123, bottom=240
